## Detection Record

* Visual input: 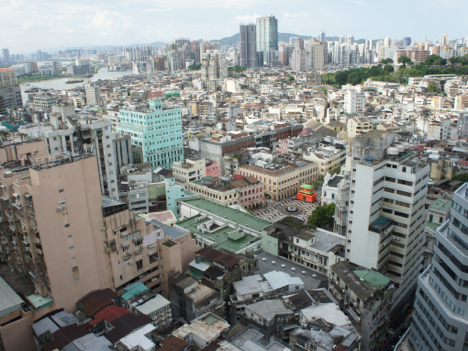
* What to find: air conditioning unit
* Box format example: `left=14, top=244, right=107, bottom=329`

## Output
left=33, top=227, right=37, bottom=231
left=39, top=272, right=43, bottom=276
left=101, top=227, right=106, bottom=232
left=58, top=200, right=66, bottom=205
left=128, top=260, right=133, bottom=265
left=133, top=238, right=139, bottom=242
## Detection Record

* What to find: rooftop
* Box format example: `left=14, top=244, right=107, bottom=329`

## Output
left=429, top=198, right=452, bottom=212
left=301, top=303, right=351, bottom=327
left=0, top=276, right=24, bottom=317
left=172, top=313, right=230, bottom=343
left=180, top=198, right=272, bottom=232
left=133, top=294, right=170, bottom=316
left=245, top=299, right=293, bottom=322
left=121, top=282, right=150, bottom=301
left=354, top=270, right=390, bottom=290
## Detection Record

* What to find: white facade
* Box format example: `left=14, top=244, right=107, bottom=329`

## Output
left=343, top=85, right=365, bottom=114
left=347, top=132, right=430, bottom=311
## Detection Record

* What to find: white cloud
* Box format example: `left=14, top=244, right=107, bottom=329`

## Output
left=344, top=0, right=366, bottom=5
left=283, top=12, right=311, bottom=18
left=144, top=8, right=172, bottom=12
left=86, top=9, right=133, bottom=30
left=23, top=20, right=54, bottom=30
left=234, top=13, right=262, bottom=24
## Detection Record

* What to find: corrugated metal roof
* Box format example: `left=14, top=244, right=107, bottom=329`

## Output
left=196, top=247, right=240, bottom=268
left=121, top=282, right=150, bottom=301
left=134, top=294, right=170, bottom=316
left=0, top=276, right=23, bottom=317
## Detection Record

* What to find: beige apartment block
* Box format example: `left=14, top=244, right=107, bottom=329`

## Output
left=185, top=179, right=238, bottom=207
left=0, top=152, right=200, bottom=313
left=238, top=160, right=318, bottom=200
left=103, top=209, right=200, bottom=298
left=173, top=157, right=206, bottom=183
left=0, top=140, right=48, bottom=165
left=347, top=116, right=374, bottom=139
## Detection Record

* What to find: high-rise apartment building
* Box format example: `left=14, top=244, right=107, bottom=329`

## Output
left=240, top=24, right=258, bottom=67
left=409, top=183, right=468, bottom=351
left=85, top=83, right=102, bottom=107
left=292, top=38, right=306, bottom=71
left=256, top=15, right=278, bottom=53
left=18, top=106, right=119, bottom=198
left=201, top=52, right=228, bottom=81
left=403, top=37, right=412, bottom=47
left=118, top=99, right=184, bottom=170
left=442, top=34, right=448, bottom=47
left=2, top=49, right=11, bottom=64
left=193, top=42, right=201, bottom=65
left=0, top=68, right=23, bottom=115
left=307, top=39, right=324, bottom=70
left=320, top=31, right=326, bottom=42
left=343, top=84, right=365, bottom=114
left=346, top=131, right=430, bottom=313
left=0, top=151, right=199, bottom=313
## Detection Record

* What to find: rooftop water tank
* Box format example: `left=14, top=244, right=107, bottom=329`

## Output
left=364, top=157, right=374, bottom=165
left=396, top=144, right=405, bottom=153
left=387, top=147, right=399, bottom=156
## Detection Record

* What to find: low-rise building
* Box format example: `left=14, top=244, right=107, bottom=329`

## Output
left=177, top=198, right=271, bottom=254
left=329, top=261, right=397, bottom=351
left=264, top=217, right=346, bottom=276
left=172, top=313, right=230, bottom=349
left=347, top=116, right=374, bottom=139
left=239, top=158, right=318, bottom=201
left=173, top=157, right=206, bottom=183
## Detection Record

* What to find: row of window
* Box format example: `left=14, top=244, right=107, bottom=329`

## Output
left=418, top=290, right=459, bottom=335
left=429, top=277, right=465, bottom=316
left=432, top=266, right=467, bottom=302
left=414, top=310, right=456, bottom=347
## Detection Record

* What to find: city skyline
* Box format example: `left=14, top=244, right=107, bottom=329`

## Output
left=1, top=0, right=467, bottom=53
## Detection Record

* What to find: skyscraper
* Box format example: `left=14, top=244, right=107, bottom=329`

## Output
left=346, top=131, right=430, bottom=314
left=320, top=31, right=326, bottom=42
left=409, top=184, right=468, bottom=351
left=256, top=15, right=278, bottom=53
left=37, top=50, right=43, bottom=61
left=442, top=34, right=448, bottom=47
left=201, top=52, right=228, bottom=81
left=291, top=38, right=306, bottom=71
left=118, top=99, right=184, bottom=170
left=240, top=24, right=258, bottom=67
left=403, top=37, right=412, bottom=47
left=1, top=49, right=10, bottom=64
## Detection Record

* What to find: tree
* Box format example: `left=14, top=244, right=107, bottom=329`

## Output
left=308, top=203, right=335, bottom=228
left=380, top=58, right=394, bottom=64
left=383, top=65, right=394, bottom=73
left=188, top=64, right=202, bottom=71
left=452, top=174, right=468, bottom=183
left=228, top=66, right=247, bottom=72
left=425, top=55, right=447, bottom=66
left=427, top=83, right=439, bottom=93
left=397, top=55, right=412, bottom=64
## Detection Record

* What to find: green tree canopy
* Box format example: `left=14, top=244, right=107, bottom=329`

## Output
left=397, top=55, right=412, bottom=64
left=308, top=203, right=335, bottom=227
left=425, top=55, right=447, bottom=66
left=426, top=83, right=439, bottom=92
left=384, top=65, right=395, bottom=73
left=452, top=174, right=468, bottom=183
left=229, top=66, right=247, bottom=72
left=187, top=64, right=202, bottom=71
left=380, top=58, right=394, bottom=64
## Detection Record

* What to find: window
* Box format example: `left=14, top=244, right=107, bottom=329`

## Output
left=59, top=189, right=64, bottom=193
left=69, top=246, right=74, bottom=250
left=63, top=212, right=68, bottom=216
left=71, top=256, right=75, bottom=260
left=67, top=235, right=72, bottom=239
left=64, top=223, right=70, bottom=228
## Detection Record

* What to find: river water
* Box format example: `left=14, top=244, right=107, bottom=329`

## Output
left=20, top=68, right=132, bottom=104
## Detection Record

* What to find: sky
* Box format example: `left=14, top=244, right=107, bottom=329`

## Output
left=1, top=0, right=468, bottom=54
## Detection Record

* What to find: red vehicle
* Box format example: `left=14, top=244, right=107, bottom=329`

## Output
left=296, top=184, right=317, bottom=203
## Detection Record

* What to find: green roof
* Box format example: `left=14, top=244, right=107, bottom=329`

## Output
left=26, top=294, right=54, bottom=310
left=300, top=184, right=314, bottom=189
left=177, top=215, right=257, bottom=253
left=354, top=270, right=390, bottom=290
left=426, top=221, right=441, bottom=232
left=121, top=282, right=149, bottom=301
left=429, top=198, right=452, bottom=212
left=180, top=198, right=272, bottom=232
left=228, top=232, right=246, bottom=241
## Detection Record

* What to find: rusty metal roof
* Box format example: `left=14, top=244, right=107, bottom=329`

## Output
left=196, top=247, right=239, bottom=268
left=77, top=289, right=118, bottom=317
